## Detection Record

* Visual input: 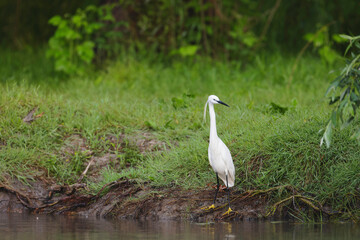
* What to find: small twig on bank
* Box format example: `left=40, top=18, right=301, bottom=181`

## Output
left=77, top=158, right=95, bottom=183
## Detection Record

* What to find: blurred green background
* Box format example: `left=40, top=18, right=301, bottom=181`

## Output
left=2, top=0, right=359, bottom=58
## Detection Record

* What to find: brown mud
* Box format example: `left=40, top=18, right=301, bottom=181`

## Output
left=0, top=177, right=276, bottom=221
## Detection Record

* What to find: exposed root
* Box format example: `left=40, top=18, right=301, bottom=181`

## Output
left=266, top=194, right=322, bottom=217
left=0, top=184, right=33, bottom=208
left=46, top=183, right=87, bottom=201
left=196, top=185, right=325, bottom=221
left=229, top=185, right=294, bottom=204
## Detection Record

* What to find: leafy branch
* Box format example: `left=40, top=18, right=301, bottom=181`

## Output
left=321, top=34, right=360, bottom=147
left=47, top=4, right=120, bottom=75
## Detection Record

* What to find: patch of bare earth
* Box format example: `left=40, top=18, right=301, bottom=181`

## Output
left=55, top=132, right=167, bottom=183
left=85, top=132, right=167, bottom=182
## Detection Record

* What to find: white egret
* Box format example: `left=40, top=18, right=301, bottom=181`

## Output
left=202, top=95, right=235, bottom=215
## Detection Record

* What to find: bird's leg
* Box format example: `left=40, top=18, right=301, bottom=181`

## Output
left=201, top=173, right=220, bottom=210
left=223, top=174, right=233, bottom=215
left=213, top=173, right=220, bottom=204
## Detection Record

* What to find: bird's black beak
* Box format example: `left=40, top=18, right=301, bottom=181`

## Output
left=216, top=100, right=230, bottom=107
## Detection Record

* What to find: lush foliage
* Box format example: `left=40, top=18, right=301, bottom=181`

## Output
left=304, top=25, right=346, bottom=66
left=44, top=0, right=360, bottom=76
left=321, top=35, right=360, bottom=147
left=47, top=4, right=122, bottom=75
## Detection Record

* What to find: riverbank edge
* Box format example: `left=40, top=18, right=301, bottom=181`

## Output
left=0, top=177, right=349, bottom=222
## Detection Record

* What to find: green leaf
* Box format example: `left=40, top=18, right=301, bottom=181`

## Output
left=49, top=15, right=63, bottom=26
left=71, top=15, right=85, bottom=27
left=350, top=91, right=359, bottom=102
left=177, top=45, right=199, bottom=57
left=340, top=87, right=350, bottom=101
left=354, top=41, right=360, bottom=50
left=76, top=41, right=95, bottom=63
left=341, top=116, right=354, bottom=130
left=319, top=46, right=338, bottom=65
left=242, top=32, right=258, bottom=47
left=304, top=33, right=314, bottom=42
left=332, top=34, right=348, bottom=43
left=85, top=23, right=104, bottom=34
left=325, top=78, right=340, bottom=96
left=304, top=31, right=326, bottom=47
left=321, top=120, right=333, bottom=148
left=329, top=96, right=340, bottom=105
left=339, top=34, right=353, bottom=40
left=346, top=54, right=360, bottom=75
left=350, top=127, right=360, bottom=140
left=330, top=110, right=337, bottom=126
left=61, top=28, right=81, bottom=40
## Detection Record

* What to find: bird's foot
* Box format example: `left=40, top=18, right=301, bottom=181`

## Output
left=222, top=207, right=233, bottom=215
left=201, top=204, right=215, bottom=211
left=218, top=185, right=227, bottom=192
left=207, top=183, right=227, bottom=192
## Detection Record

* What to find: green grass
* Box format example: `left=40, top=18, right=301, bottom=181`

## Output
left=0, top=48, right=359, bottom=220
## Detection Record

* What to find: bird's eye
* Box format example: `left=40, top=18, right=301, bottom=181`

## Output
left=213, top=99, right=216, bottom=101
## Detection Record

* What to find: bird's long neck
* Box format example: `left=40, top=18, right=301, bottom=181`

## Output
left=208, top=103, right=218, bottom=142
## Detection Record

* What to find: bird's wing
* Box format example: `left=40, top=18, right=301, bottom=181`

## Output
left=219, top=139, right=235, bottom=187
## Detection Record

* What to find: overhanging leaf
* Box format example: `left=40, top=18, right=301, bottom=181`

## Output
left=325, top=78, right=340, bottom=96
left=321, top=121, right=333, bottom=148
left=350, top=127, right=360, bottom=140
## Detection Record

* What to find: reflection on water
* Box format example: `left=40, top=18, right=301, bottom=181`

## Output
left=0, top=214, right=359, bottom=240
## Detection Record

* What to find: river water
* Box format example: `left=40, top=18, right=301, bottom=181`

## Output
left=1, top=214, right=359, bottom=240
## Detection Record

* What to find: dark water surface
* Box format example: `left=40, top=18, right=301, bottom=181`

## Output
left=0, top=214, right=359, bottom=240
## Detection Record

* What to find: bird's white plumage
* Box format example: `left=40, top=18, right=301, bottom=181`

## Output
left=204, top=95, right=235, bottom=187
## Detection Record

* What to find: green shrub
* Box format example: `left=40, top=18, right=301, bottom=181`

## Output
left=321, top=35, right=360, bottom=147
left=47, top=4, right=121, bottom=75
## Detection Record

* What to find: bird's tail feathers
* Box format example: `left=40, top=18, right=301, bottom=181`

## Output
left=219, top=172, right=235, bottom=188
left=226, top=170, right=235, bottom=187
left=227, top=178, right=235, bottom=188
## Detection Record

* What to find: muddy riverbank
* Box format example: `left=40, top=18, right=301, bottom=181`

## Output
left=0, top=176, right=336, bottom=222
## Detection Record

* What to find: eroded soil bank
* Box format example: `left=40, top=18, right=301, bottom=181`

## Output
left=0, top=177, right=276, bottom=221
left=1, top=176, right=338, bottom=222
